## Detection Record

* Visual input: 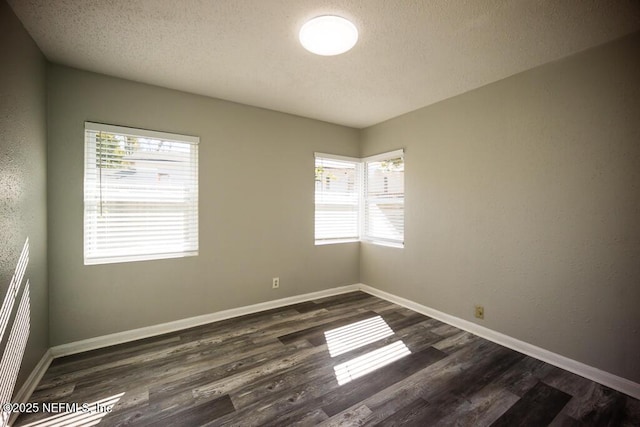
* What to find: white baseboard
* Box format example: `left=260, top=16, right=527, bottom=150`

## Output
left=9, top=349, right=54, bottom=426
left=50, top=284, right=360, bottom=358
left=43, top=282, right=639, bottom=401
left=358, top=284, right=640, bottom=400
left=12, top=349, right=53, bottom=403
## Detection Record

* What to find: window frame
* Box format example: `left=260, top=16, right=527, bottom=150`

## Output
left=314, top=149, right=404, bottom=248
left=362, top=149, right=405, bottom=248
left=83, top=122, right=199, bottom=265
left=314, top=153, right=362, bottom=245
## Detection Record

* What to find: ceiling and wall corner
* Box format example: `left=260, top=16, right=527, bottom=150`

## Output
left=7, top=0, right=640, bottom=128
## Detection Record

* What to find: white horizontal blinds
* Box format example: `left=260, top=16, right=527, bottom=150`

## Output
left=364, top=150, right=404, bottom=245
left=84, top=122, right=199, bottom=264
left=315, top=154, right=360, bottom=243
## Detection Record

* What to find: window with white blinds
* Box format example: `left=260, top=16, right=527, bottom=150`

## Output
left=84, top=122, right=199, bottom=265
left=363, top=150, right=405, bottom=246
left=314, top=149, right=404, bottom=247
left=315, top=154, right=361, bottom=243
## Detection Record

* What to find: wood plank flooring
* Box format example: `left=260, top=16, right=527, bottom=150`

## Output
left=14, top=292, right=640, bottom=426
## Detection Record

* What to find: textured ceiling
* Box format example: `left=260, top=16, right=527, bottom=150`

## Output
left=7, top=0, right=640, bottom=128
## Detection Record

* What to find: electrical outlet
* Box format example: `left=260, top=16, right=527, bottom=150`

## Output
left=272, top=277, right=280, bottom=289
left=475, top=305, right=484, bottom=319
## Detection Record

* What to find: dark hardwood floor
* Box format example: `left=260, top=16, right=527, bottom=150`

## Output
left=14, top=291, right=640, bottom=426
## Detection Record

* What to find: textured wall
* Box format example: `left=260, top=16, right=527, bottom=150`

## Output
left=360, top=32, right=640, bottom=383
left=0, top=0, right=49, bottom=393
left=47, top=65, right=360, bottom=345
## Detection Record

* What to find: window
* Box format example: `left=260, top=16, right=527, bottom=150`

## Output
left=315, top=154, right=361, bottom=244
left=84, top=122, right=199, bottom=265
left=363, top=150, right=405, bottom=246
left=314, top=149, right=404, bottom=247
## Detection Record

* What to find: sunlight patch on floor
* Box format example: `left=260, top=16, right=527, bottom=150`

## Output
left=333, top=341, right=411, bottom=385
left=20, top=392, right=125, bottom=427
left=324, top=315, right=394, bottom=357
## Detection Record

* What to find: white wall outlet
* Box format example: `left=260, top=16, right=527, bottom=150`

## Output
left=272, top=277, right=280, bottom=289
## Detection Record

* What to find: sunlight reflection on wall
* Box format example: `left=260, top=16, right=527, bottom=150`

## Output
left=0, top=238, right=30, bottom=427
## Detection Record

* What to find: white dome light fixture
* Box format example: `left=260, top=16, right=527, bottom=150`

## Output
left=299, top=15, right=358, bottom=56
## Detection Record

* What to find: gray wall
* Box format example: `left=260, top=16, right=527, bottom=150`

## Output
left=360, top=32, right=640, bottom=383
left=0, top=0, right=49, bottom=393
left=47, top=65, right=360, bottom=345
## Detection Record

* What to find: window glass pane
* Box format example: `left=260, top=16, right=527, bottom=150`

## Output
left=364, top=156, right=404, bottom=246
left=315, top=156, right=360, bottom=243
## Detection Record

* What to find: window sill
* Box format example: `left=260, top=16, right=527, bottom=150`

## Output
left=84, top=251, right=198, bottom=265
left=315, top=239, right=360, bottom=246
left=361, top=240, right=404, bottom=249
left=315, top=239, right=404, bottom=248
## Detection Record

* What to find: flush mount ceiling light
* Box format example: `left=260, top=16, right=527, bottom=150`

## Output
left=299, top=15, right=358, bottom=56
